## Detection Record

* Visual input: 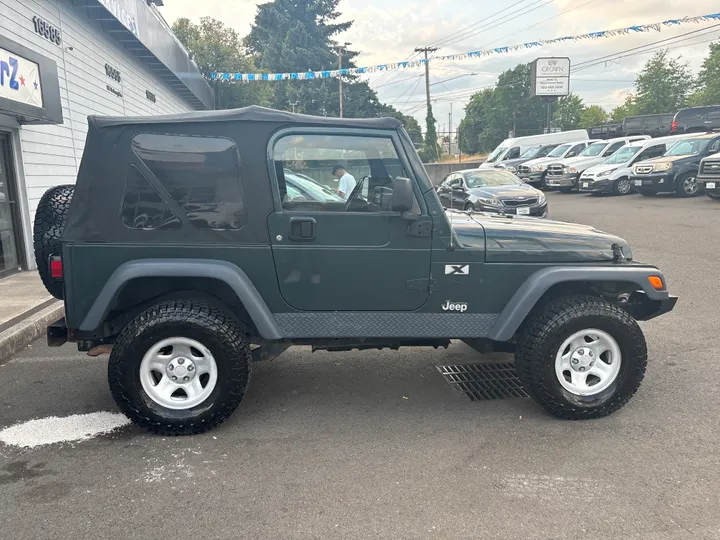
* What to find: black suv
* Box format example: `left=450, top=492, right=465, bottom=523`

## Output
left=672, top=106, right=720, bottom=134
left=33, top=106, right=676, bottom=435
left=622, top=114, right=675, bottom=138
left=630, top=133, right=720, bottom=197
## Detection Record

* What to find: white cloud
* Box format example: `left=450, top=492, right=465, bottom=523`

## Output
left=158, top=0, right=720, bottom=124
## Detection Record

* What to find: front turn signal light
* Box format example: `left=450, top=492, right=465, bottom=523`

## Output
left=648, top=276, right=664, bottom=290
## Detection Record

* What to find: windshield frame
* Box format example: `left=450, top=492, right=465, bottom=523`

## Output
left=486, top=146, right=507, bottom=163
left=603, top=145, right=640, bottom=165
left=579, top=142, right=608, bottom=157
left=464, top=170, right=522, bottom=188
left=547, top=143, right=572, bottom=158
left=664, top=138, right=712, bottom=157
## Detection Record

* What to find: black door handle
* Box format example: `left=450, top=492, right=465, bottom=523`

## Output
left=288, top=217, right=316, bottom=241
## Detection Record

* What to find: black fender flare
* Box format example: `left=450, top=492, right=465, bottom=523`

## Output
left=79, top=259, right=283, bottom=340
left=486, top=266, right=672, bottom=341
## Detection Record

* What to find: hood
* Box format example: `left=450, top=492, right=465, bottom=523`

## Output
left=638, top=155, right=698, bottom=166
left=583, top=163, right=620, bottom=176
left=448, top=211, right=632, bottom=263
left=522, top=156, right=557, bottom=167
left=493, top=157, right=531, bottom=168
left=467, top=184, right=542, bottom=200
left=557, top=155, right=603, bottom=168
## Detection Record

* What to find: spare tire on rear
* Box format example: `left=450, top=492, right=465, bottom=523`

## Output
left=33, top=185, right=74, bottom=299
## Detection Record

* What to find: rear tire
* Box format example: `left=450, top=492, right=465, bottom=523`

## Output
left=33, top=185, right=74, bottom=299
left=108, top=299, right=251, bottom=435
left=515, top=295, right=647, bottom=420
left=539, top=172, right=548, bottom=190
left=675, top=173, right=699, bottom=197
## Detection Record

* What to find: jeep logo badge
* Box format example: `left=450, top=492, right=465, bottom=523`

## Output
left=442, top=301, right=468, bottom=312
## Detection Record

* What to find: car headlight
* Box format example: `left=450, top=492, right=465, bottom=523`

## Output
left=476, top=197, right=502, bottom=207
left=506, top=166, right=516, bottom=173
left=537, top=192, right=546, bottom=204
left=654, top=162, right=673, bottom=172
left=567, top=167, right=578, bottom=174
left=598, top=169, right=615, bottom=177
left=531, top=165, right=544, bottom=172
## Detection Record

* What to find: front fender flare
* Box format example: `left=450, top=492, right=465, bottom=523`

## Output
left=486, top=266, right=672, bottom=342
left=79, top=259, right=283, bottom=340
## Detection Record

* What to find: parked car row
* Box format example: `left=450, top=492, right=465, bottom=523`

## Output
left=441, top=131, right=720, bottom=218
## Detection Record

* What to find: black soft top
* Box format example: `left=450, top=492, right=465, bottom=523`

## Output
left=89, top=105, right=402, bottom=130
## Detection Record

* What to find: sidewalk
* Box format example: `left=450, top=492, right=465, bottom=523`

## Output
left=0, top=272, right=64, bottom=364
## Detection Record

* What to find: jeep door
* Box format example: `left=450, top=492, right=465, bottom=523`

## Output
left=267, top=129, right=433, bottom=312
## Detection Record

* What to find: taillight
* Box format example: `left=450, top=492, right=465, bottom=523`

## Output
left=49, top=256, right=63, bottom=280
left=671, top=120, right=677, bottom=132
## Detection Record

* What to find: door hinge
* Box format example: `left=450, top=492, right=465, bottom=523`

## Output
left=406, top=278, right=434, bottom=292
left=407, top=220, right=432, bottom=237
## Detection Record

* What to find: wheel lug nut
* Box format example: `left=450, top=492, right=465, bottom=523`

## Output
left=172, top=376, right=177, bottom=381
left=571, top=359, right=579, bottom=365
left=577, top=348, right=584, bottom=355
left=187, top=365, right=194, bottom=372
left=178, top=358, right=185, bottom=365
left=183, top=376, right=189, bottom=382
left=168, top=365, right=174, bottom=371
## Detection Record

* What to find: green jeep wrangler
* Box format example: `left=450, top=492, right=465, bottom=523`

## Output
left=34, top=106, right=677, bottom=435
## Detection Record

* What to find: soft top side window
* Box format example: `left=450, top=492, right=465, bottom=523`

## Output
left=132, top=133, right=246, bottom=230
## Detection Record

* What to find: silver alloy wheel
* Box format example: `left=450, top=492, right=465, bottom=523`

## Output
left=140, top=337, right=218, bottom=410
left=616, top=178, right=632, bottom=194
left=683, top=175, right=698, bottom=195
left=555, top=329, right=622, bottom=396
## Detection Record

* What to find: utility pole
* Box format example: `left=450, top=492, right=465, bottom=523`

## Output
left=335, top=44, right=348, bottom=118
left=414, top=46, right=438, bottom=117
left=449, top=103, right=453, bottom=156
left=288, top=101, right=299, bottom=113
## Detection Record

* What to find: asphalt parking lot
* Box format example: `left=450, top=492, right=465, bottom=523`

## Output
left=1, top=191, right=719, bottom=540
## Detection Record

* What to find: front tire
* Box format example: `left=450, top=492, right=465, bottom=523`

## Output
left=108, top=300, right=251, bottom=435
left=613, top=177, right=632, bottom=195
left=464, top=203, right=475, bottom=212
left=515, top=295, right=647, bottom=420
left=675, top=173, right=700, bottom=197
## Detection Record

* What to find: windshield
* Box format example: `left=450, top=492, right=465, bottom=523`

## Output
left=285, top=172, right=343, bottom=202
left=464, top=170, right=521, bottom=188
left=604, top=146, right=639, bottom=165
left=665, top=138, right=711, bottom=157
left=520, top=145, right=557, bottom=159
left=579, top=142, right=608, bottom=157
left=547, top=144, right=571, bottom=157
left=486, top=146, right=507, bottom=163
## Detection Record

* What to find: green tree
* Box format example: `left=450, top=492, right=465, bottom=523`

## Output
left=633, top=50, right=692, bottom=114
left=690, top=42, right=720, bottom=106
left=420, top=105, right=440, bottom=162
left=553, top=93, right=585, bottom=130
left=458, top=88, right=495, bottom=154
left=610, top=95, right=636, bottom=122
left=172, top=17, right=271, bottom=109
left=580, top=105, right=608, bottom=128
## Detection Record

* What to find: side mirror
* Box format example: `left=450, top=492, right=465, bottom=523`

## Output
left=392, top=177, right=414, bottom=213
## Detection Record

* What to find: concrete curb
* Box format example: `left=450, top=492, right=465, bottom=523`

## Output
left=0, top=302, right=64, bottom=366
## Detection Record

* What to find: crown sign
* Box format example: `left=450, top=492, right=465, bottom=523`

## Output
left=548, top=60, right=557, bottom=66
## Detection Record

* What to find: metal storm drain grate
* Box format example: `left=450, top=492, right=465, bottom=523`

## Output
left=436, top=363, right=530, bottom=401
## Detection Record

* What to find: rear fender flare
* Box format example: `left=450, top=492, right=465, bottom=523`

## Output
left=79, top=259, right=283, bottom=340
left=486, top=266, right=671, bottom=341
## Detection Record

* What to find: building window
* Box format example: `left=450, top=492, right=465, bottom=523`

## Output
left=132, top=134, right=246, bottom=230
left=121, top=165, right=181, bottom=230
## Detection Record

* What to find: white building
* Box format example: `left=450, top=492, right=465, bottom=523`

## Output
left=0, top=0, right=213, bottom=278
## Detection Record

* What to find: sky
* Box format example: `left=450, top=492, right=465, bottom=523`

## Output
left=158, top=0, right=720, bottom=130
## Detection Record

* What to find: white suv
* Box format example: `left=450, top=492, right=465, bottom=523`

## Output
left=516, top=140, right=595, bottom=187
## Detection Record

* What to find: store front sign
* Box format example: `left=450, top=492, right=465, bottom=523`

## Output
left=0, top=35, right=62, bottom=124
left=0, top=47, right=43, bottom=108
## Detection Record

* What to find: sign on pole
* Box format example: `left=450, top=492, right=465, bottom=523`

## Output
left=531, top=57, right=570, bottom=97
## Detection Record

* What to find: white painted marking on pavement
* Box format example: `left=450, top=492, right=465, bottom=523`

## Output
left=0, top=412, right=131, bottom=448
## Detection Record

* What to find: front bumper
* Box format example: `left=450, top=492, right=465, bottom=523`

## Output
left=579, top=177, right=614, bottom=193
left=475, top=201, right=548, bottom=218
left=639, top=295, right=679, bottom=321
left=545, top=173, right=578, bottom=188
left=630, top=172, right=674, bottom=193
left=698, top=176, right=720, bottom=196
left=518, top=171, right=544, bottom=184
